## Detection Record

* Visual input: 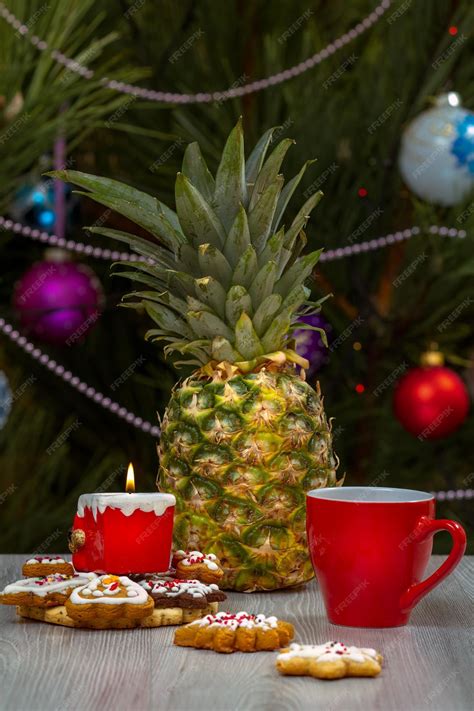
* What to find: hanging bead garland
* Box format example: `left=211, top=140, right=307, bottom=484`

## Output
left=0, top=317, right=161, bottom=438
left=0, top=1, right=392, bottom=105
left=1, top=216, right=466, bottom=263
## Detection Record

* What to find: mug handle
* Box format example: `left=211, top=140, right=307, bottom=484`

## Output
left=400, top=517, right=466, bottom=612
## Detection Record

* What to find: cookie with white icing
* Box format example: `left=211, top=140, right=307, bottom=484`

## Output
left=22, top=555, right=74, bottom=578
left=17, top=601, right=220, bottom=629
left=65, top=574, right=154, bottom=628
left=138, top=577, right=227, bottom=609
left=0, top=573, right=95, bottom=608
left=172, top=550, right=224, bottom=585
left=276, top=642, right=383, bottom=679
left=129, top=572, right=176, bottom=584
left=174, top=611, right=294, bottom=653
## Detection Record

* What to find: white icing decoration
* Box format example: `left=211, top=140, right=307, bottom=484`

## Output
left=178, top=551, right=219, bottom=571
left=277, top=642, right=379, bottom=664
left=77, top=492, right=176, bottom=520
left=68, top=575, right=150, bottom=605
left=1, top=573, right=95, bottom=597
left=191, top=611, right=278, bottom=631
left=138, top=578, right=219, bottom=599
left=26, top=557, right=66, bottom=564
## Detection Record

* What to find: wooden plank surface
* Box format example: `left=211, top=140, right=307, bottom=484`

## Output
left=0, top=555, right=472, bottom=711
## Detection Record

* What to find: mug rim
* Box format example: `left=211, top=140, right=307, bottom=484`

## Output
left=307, top=486, right=434, bottom=503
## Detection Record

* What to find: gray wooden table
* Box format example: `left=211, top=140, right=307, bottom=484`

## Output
left=0, top=555, right=472, bottom=711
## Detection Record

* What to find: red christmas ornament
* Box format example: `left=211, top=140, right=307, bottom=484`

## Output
left=393, top=351, right=469, bottom=440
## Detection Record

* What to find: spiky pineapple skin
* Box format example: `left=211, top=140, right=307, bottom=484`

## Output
left=158, top=366, right=339, bottom=592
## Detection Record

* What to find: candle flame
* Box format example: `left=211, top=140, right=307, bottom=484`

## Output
left=125, top=462, right=135, bottom=493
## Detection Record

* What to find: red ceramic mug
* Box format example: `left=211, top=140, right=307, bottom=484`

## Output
left=307, top=487, right=466, bottom=628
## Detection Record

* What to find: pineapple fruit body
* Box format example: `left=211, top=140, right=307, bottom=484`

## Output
left=159, top=366, right=339, bottom=591
left=52, top=119, right=343, bottom=592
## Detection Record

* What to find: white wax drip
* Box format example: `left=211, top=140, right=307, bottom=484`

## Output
left=77, top=492, right=176, bottom=520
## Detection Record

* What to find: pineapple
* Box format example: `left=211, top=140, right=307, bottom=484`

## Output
left=50, top=119, right=341, bottom=592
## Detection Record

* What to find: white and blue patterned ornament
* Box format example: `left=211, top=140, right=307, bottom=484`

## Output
left=399, top=93, right=474, bottom=206
left=0, top=370, right=12, bottom=429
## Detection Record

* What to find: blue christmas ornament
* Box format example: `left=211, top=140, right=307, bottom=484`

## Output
left=10, top=178, right=77, bottom=233
left=399, top=93, right=474, bottom=206
left=0, top=371, right=12, bottom=430
left=31, top=189, right=46, bottom=205
left=37, top=208, right=55, bottom=228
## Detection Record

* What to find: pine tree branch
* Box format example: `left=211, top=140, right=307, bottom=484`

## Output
left=313, top=269, right=358, bottom=320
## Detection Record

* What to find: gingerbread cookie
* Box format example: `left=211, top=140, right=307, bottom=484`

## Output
left=174, top=611, right=294, bottom=654
left=17, top=605, right=78, bottom=628
left=17, top=602, right=220, bottom=629
left=22, top=556, right=74, bottom=578
left=138, top=577, right=227, bottom=609
left=0, top=573, right=94, bottom=608
left=276, top=642, right=383, bottom=679
left=65, top=574, right=154, bottom=628
left=129, top=572, right=175, bottom=584
left=172, top=550, right=224, bottom=585
left=141, top=603, right=220, bottom=627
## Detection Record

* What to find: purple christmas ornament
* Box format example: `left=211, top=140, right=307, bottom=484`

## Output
left=293, top=314, right=333, bottom=377
left=13, top=253, right=104, bottom=345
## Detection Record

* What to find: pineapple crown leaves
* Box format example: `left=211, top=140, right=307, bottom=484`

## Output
left=47, top=119, right=327, bottom=370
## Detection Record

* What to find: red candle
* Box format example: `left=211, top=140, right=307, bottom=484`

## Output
left=70, top=464, right=175, bottom=574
